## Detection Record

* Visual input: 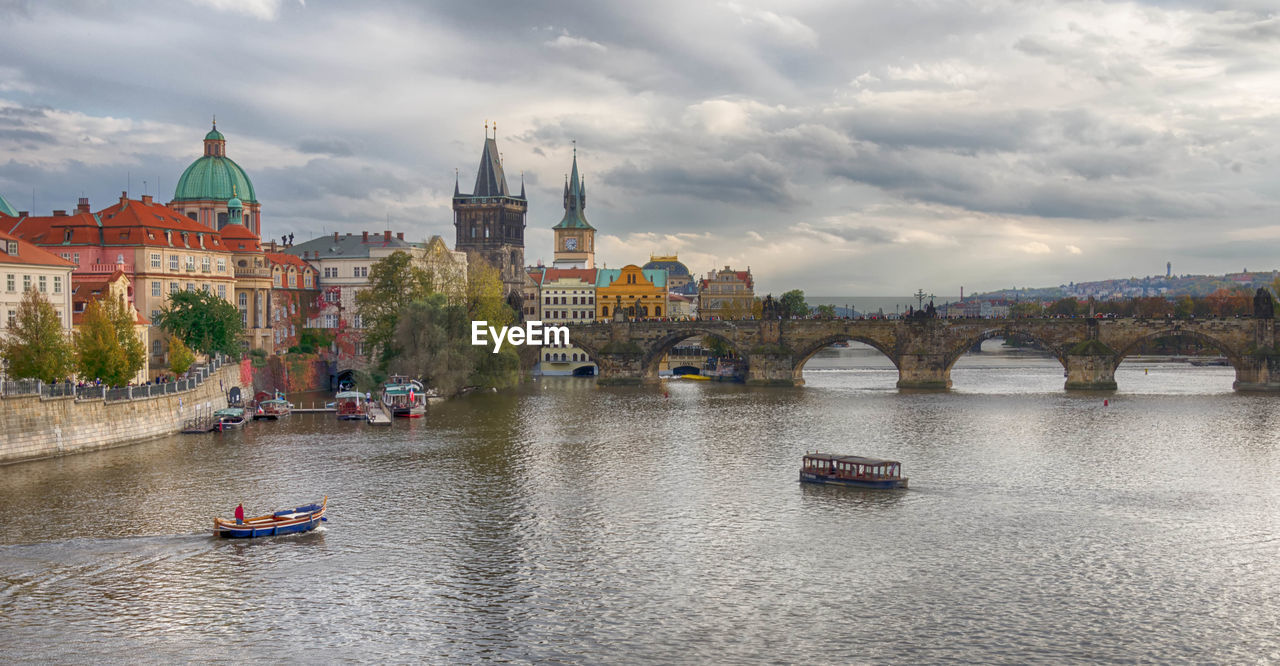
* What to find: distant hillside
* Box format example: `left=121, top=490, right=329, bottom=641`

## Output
left=974, top=270, right=1279, bottom=302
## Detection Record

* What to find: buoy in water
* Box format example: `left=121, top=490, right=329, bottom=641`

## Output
left=1104, top=399, right=1109, bottom=406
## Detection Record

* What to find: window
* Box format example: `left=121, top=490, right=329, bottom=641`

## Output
left=152, top=339, right=162, bottom=354
left=241, top=310, right=248, bottom=327
left=53, top=276, right=61, bottom=294
left=289, top=274, right=297, bottom=288
left=202, top=256, right=211, bottom=272
left=326, top=290, right=339, bottom=303
left=186, top=282, right=194, bottom=292
left=238, top=293, right=248, bottom=307
left=217, top=284, right=226, bottom=299
left=170, top=282, right=178, bottom=294
left=38, top=276, right=46, bottom=293
left=151, top=310, right=160, bottom=323
left=304, top=273, right=312, bottom=288
left=72, top=253, right=79, bottom=266
left=150, top=253, right=161, bottom=269
left=185, top=256, right=195, bottom=271
left=325, top=313, right=339, bottom=328
left=5, top=274, right=13, bottom=292
left=169, top=255, right=178, bottom=271
left=6, top=241, right=16, bottom=255
left=6, top=310, right=14, bottom=327
left=202, top=284, right=211, bottom=293
left=353, top=314, right=362, bottom=329
left=273, top=273, right=282, bottom=287
left=217, top=258, right=226, bottom=273
left=152, top=281, right=161, bottom=297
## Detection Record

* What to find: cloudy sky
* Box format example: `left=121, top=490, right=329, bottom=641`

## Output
left=1, top=0, right=1278, bottom=296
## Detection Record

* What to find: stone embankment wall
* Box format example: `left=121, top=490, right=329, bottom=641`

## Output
left=0, top=364, right=249, bottom=466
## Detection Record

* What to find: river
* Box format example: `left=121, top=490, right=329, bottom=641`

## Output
left=1, top=343, right=1277, bottom=663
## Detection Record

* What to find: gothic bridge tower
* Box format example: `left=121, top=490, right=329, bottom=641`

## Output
left=452, top=123, right=528, bottom=300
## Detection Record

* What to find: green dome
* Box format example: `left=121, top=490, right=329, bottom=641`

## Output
left=205, top=128, right=225, bottom=141
left=173, top=155, right=257, bottom=203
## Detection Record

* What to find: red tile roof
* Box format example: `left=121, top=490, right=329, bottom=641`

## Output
left=265, top=252, right=312, bottom=271
left=538, top=268, right=597, bottom=284
left=2, top=196, right=228, bottom=251
left=0, top=227, right=77, bottom=268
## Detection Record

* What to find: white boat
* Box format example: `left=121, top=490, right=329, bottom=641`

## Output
left=380, top=376, right=427, bottom=418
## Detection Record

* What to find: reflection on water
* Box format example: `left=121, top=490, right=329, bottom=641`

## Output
left=0, top=350, right=1277, bottom=662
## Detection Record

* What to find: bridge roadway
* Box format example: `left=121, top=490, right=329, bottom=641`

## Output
left=565, top=315, right=1280, bottom=391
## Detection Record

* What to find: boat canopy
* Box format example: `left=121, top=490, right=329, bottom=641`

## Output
left=214, top=407, right=244, bottom=417
left=803, top=453, right=900, bottom=467
left=335, top=391, right=363, bottom=399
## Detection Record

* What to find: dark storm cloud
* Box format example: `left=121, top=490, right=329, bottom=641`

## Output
left=0, top=0, right=1277, bottom=293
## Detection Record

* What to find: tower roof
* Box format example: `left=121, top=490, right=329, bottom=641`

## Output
left=0, top=192, right=17, bottom=217
left=472, top=137, right=509, bottom=197
left=553, top=147, right=593, bottom=230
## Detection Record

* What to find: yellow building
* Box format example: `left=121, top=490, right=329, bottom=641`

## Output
left=596, top=265, right=668, bottom=320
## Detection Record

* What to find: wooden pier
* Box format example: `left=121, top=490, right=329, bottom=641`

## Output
left=366, top=403, right=393, bottom=426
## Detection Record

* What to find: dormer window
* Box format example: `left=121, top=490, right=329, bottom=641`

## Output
left=64, top=230, right=73, bottom=242
left=164, top=230, right=172, bottom=245
left=5, top=241, right=16, bottom=255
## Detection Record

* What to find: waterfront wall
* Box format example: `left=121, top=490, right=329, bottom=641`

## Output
left=0, top=364, right=250, bottom=466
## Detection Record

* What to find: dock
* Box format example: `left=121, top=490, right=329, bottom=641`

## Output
left=367, top=403, right=393, bottom=426
left=292, top=400, right=336, bottom=413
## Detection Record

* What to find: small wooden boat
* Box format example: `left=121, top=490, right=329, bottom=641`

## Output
left=213, top=497, right=327, bottom=538
left=214, top=407, right=246, bottom=430
left=335, top=391, right=367, bottom=420
left=800, top=453, right=908, bottom=489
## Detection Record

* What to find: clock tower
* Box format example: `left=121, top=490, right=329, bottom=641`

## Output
left=552, top=146, right=595, bottom=269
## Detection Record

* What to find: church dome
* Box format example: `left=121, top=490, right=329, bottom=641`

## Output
left=643, top=256, right=690, bottom=277
left=173, top=125, right=257, bottom=203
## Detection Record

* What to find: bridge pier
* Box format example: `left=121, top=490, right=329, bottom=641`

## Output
left=594, top=352, right=652, bottom=385
left=896, top=354, right=952, bottom=390
left=1064, top=354, right=1118, bottom=390
left=1232, top=354, right=1280, bottom=391
left=746, top=353, right=802, bottom=387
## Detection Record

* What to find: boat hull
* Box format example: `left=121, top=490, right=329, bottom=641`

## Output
left=213, top=499, right=327, bottom=538
left=799, top=471, right=908, bottom=489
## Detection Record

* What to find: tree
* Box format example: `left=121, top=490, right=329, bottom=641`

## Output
left=156, top=290, right=243, bottom=356
left=75, top=298, right=145, bottom=386
left=355, top=250, right=432, bottom=364
left=1009, top=302, right=1044, bottom=318
left=1174, top=295, right=1194, bottom=318
left=814, top=304, right=837, bottom=318
left=169, top=337, right=195, bottom=375
left=779, top=289, right=808, bottom=319
left=1047, top=298, right=1079, bottom=316
left=466, top=256, right=513, bottom=330
left=0, top=288, right=73, bottom=382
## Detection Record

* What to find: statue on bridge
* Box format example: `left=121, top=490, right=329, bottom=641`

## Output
left=1254, top=287, right=1274, bottom=319
left=762, top=294, right=780, bottom=320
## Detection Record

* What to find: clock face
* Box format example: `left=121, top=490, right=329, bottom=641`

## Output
left=565, top=237, right=578, bottom=250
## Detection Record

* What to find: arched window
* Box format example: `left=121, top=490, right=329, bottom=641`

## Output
left=238, top=292, right=247, bottom=307
left=602, top=306, right=609, bottom=316
left=655, top=306, right=662, bottom=317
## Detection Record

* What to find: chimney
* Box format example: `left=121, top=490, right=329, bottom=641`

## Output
left=384, top=230, right=391, bottom=241
left=141, top=195, right=153, bottom=205
left=18, top=211, right=27, bottom=217
left=52, top=210, right=66, bottom=217
left=362, top=231, right=368, bottom=242
left=397, top=232, right=404, bottom=241
left=333, top=232, right=339, bottom=242
left=119, top=191, right=129, bottom=206
left=77, top=197, right=90, bottom=214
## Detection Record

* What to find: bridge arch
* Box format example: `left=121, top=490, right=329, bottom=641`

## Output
left=943, top=326, right=1070, bottom=373
left=1112, top=328, right=1242, bottom=368
left=790, top=333, right=899, bottom=384
left=640, top=328, right=747, bottom=379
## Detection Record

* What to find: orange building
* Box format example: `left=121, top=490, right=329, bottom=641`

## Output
left=595, top=265, right=668, bottom=321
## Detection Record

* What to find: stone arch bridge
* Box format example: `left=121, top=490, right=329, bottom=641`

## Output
left=566, top=317, right=1280, bottom=391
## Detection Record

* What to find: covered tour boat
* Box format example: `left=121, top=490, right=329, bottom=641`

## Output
left=381, top=376, right=426, bottom=418
left=251, top=390, right=292, bottom=420
left=213, top=497, right=327, bottom=538
left=214, top=407, right=246, bottom=430
left=800, top=453, right=908, bottom=489
left=335, top=391, right=367, bottom=420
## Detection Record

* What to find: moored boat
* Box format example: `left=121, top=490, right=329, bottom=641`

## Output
left=213, top=497, right=327, bottom=538
left=800, top=453, right=908, bottom=489
left=381, top=376, right=426, bottom=418
left=335, top=391, right=367, bottom=420
left=214, top=407, right=246, bottom=430
left=252, top=393, right=292, bottom=420
left=679, top=373, right=710, bottom=381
